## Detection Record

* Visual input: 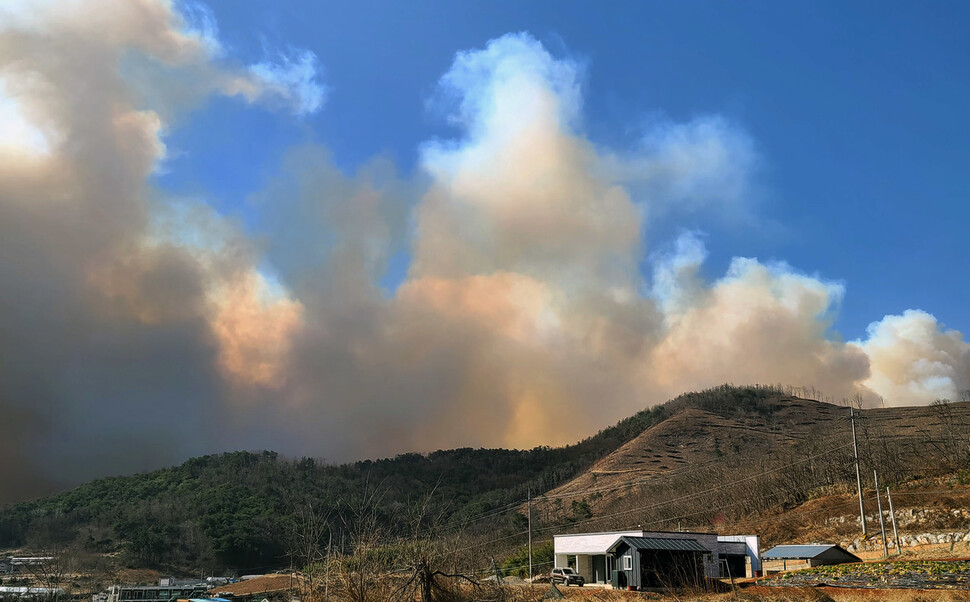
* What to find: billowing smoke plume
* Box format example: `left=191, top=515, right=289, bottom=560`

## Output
left=0, top=0, right=320, bottom=499
left=0, top=5, right=966, bottom=501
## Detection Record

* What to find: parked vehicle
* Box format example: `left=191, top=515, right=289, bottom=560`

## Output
left=550, top=567, right=585, bottom=587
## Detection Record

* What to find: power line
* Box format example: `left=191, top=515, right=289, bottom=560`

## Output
left=440, top=442, right=855, bottom=555
left=534, top=430, right=863, bottom=504
left=445, top=425, right=959, bottom=534
left=323, top=422, right=968, bottom=572
left=439, top=434, right=863, bottom=555
left=532, top=442, right=855, bottom=536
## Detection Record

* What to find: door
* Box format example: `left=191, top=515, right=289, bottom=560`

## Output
left=593, top=555, right=607, bottom=583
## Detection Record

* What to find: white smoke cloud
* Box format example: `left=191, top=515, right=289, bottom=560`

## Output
left=248, top=49, right=327, bottom=116
left=0, top=76, right=54, bottom=156
left=647, top=239, right=871, bottom=400
left=175, top=0, right=224, bottom=57
left=416, top=32, right=640, bottom=295
left=651, top=230, right=708, bottom=316
left=854, top=310, right=970, bottom=404
left=432, top=32, right=583, bottom=131
left=607, top=116, right=759, bottom=220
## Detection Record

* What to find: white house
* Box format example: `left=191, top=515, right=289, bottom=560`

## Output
left=553, top=530, right=760, bottom=586
left=554, top=530, right=643, bottom=584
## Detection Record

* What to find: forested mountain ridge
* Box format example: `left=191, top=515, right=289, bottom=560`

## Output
left=0, top=385, right=685, bottom=570
left=2, top=385, right=963, bottom=574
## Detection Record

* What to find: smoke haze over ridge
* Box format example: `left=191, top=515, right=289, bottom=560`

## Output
left=0, top=2, right=968, bottom=501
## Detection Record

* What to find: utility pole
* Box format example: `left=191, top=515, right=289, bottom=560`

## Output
left=851, top=407, right=867, bottom=537
left=527, top=489, right=533, bottom=585
left=325, top=530, right=332, bottom=599
left=874, top=471, right=888, bottom=558
left=886, top=487, right=901, bottom=555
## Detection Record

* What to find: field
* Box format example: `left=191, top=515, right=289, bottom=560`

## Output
left=766, top=561, right=970, bottom=590
left=475, top=559, right=970, bottom=601
left=467, top=582, right=970, bottom=601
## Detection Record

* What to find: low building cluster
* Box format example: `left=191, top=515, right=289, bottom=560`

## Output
left=0, top=534, right=864, bottom=598
left=0, top=558, right=56, bottom=576
left=552, top=529, right=859, bottom=591
left=90, top=575, right=298, bottom=602
left=0, top=569, right=298, bottom=602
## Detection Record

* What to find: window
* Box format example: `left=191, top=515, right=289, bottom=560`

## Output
left=622, top=555, right=632, bottom=570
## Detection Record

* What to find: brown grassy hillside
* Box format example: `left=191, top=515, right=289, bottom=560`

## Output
left=527, top=395, right=970, bottom=544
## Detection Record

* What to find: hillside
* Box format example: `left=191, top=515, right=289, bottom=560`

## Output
left=2, top=385, right=968, bottom=574
left=530, top=394, right=970, bottom=540
left=544, top=398, right=843, bottom=507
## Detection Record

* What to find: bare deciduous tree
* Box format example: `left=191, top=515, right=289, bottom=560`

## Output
left=286, top=502, right=331, bottom=602
left=25, top=549, right=77, bottom=602
left=331, top=479, right=398, bottom=602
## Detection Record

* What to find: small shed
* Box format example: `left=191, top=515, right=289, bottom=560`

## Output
left=607, top=536, right=709, bottom=590
left=761, top=544, right=860, bottom=572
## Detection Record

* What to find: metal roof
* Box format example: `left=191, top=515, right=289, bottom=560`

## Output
left=554, top=529, right=716, bottom=538
left=762, top=545, right=842, bottom=559
left=612, top=536, right=709, bottom=553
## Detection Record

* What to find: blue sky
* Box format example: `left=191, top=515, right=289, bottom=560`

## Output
left=157, top=0, right=969, bottom=343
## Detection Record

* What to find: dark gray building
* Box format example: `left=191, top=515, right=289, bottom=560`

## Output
left=606, top=536, right=710, bottom=590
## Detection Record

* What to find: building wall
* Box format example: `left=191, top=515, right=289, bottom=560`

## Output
left=613, top=541, right=636, bottom=589
left=762, top=559, right=811, bottom=573
left=717, top=535, right=761, bottom=575
left=576, top=554, right=593, bottom=581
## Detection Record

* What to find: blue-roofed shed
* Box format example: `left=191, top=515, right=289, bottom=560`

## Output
left=762, top=544, right=860, bottom=570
